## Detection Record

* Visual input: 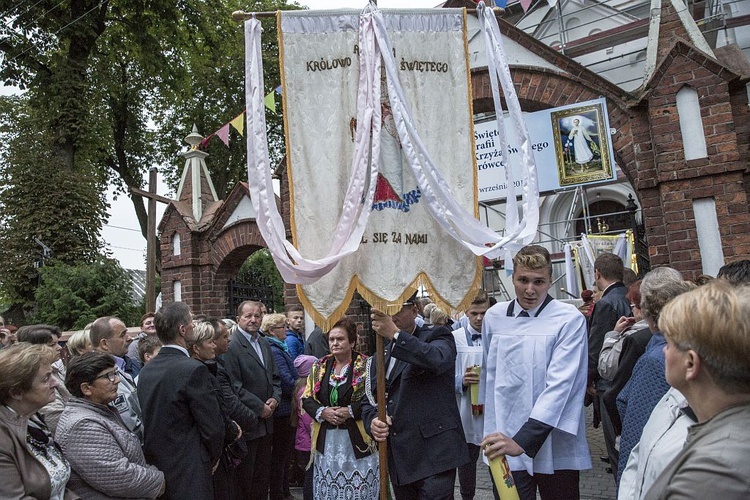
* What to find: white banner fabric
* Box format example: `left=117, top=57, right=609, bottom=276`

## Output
left=280, top=9, right=481, bottom=325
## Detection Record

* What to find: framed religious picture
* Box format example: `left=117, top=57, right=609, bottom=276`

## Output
left=551, top=102, right=614, bottom=187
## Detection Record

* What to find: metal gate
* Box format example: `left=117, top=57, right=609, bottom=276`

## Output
left=228, top=279, right=275, bottom=317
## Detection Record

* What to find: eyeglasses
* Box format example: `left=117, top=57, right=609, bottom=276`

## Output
left=94, top=371, right=119, bottom=383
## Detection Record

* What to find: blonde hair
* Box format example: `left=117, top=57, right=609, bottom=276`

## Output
left=261, top=313, right=287, bottom=333
left=660, top=281, right=750, bottom=394
left=0, top=343, right=56, bottom=403
left=189, top=321, right=215, bottom=353
left=67, top=329, right=91, bottom=357
left=423, top=303, right=437, bottom=319
left=430, top=308, right=450, bottom=326
left=512, top=245, right=552, bottom=276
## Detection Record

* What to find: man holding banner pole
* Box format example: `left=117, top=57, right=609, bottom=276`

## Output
left=362, top=294, right=469, bottom=499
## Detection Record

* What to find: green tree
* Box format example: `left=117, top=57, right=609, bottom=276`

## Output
left=0, top=0, right=301, bottom=316
left=0, top=96, right=108, bottom=309
left=237, top=249, right=284, bottom=312
left=32, top=257, right=141, bottom=330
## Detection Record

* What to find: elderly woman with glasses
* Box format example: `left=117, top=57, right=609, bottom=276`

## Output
left=0, top=343, right=72, bottom=500
left=262, top=313, right=299, bottom=500
left=55, top=351, right=165, bottom=499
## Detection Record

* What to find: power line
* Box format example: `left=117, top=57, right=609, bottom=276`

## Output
left=7, top=0, right=106, bottom=64
left=104, top=223, right=143, bottom=233
left=1, top=0, right=35, bottom=18
left=105, top=243, right=145, bottom=253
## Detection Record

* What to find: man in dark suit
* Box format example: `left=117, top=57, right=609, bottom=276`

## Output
left=137, top=302, right=225, bottom=500
left=587, top=253, right=632, bottom=472
left=303, top=325, right=330, bottom=359
left=362, top=295, right=469, bottom=499
left=222, top=300, right=282, bottom=500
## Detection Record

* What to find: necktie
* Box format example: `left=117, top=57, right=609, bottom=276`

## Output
left=471, top=333, right=481, bottom=341
left=519, top=310, right=530, bottom=317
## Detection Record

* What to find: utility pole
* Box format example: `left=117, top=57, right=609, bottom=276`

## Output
left=146, top=167, right=158, bottom=312
left=130, top=169, right=171, bottom=312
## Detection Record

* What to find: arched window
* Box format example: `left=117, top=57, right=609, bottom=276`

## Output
left=576, top=200, right=629, bottom=235
left=173, top=280, right=182, bottom=302
left=172, top=233, right=181, bottom=256
left=566, top=17, right=581, bottom=31
left=676, top=86, right=707, bottom=160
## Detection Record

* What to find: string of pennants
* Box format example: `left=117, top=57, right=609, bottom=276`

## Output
left=199, top=85, right=282, bottom=149
left=196, top=0, right=573, bottom=149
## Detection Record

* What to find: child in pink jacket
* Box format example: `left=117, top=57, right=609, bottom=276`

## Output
left=292, top=355, right=316, bottom=500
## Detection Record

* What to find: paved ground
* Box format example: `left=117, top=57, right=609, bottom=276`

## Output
left=452, top=406, right=618, bottom=500
left=289, top=406, right=618, bottom=499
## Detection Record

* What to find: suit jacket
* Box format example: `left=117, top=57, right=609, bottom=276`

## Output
left=303, top=327, right=330, bottom=359
left=222, top=330, right=282, bottom=441
left=588, top=282, right=632, bottom=382
left=137, top=346, right=225, bottom=500
left=361, top=324, right=469, bottom=486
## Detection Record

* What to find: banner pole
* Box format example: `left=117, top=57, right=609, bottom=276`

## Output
left=376, top=332, right=388, bottom=500
left=232, top=7, right=504, bottom=22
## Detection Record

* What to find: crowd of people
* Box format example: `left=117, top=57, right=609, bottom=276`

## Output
left=0, top=248, right=749, bottom=500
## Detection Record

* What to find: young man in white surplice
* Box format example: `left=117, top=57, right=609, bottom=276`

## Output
left=480, top=245, right=591, bottom=500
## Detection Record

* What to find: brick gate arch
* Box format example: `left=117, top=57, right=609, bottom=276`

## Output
left=159, top=181, right=285, bottom=318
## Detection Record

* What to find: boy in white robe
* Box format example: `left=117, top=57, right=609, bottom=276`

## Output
left=481, top=245, right=591, bottom=500
left=453, top=290, right=490, bottom=500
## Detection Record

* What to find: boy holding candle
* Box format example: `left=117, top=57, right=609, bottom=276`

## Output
left=481, top=245, right=591, bottom=500
left=453, top=290, right=491, bottom=500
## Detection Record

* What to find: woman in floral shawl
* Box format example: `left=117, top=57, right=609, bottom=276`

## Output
left=302, top=317, right=378, bottom=499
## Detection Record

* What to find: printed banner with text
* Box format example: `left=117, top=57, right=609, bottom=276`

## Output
left=476, top=97, right=616, bottom=202
left=279, top=9, right=481, bottom=326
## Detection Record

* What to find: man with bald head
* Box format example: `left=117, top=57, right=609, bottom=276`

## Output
left=91, top=316, right=143, bottom=443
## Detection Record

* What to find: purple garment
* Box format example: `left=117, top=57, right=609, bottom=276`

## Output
left=295, top=385, right=312, bottom=452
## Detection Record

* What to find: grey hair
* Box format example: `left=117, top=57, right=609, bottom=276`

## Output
left=640, top=267, right=695, bottom=324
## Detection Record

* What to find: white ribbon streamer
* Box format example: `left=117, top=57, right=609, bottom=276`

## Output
left=564, top=243, right=579, bottom=297
left=244, top=17, right=380, bottom=284
left=371, top=6, right=540, bottom=259
left=244, top=5, right=542, bottom=284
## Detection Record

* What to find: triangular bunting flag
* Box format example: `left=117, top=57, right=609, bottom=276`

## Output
left=521, top=0, right=534, bottom=11
left=274, top=85, right=282, bottom=95
left=264, top=91, right=276, bottom=113
left=199, top=134, right=213, bottom=149
left=230, top=112, right=245, bottom=137
left=216, top=123, right=230, bottom=147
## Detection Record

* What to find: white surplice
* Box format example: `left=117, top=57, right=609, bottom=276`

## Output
left=453, top=326, right=484, bottom=445
left=481, top=299, right=592, bottom=475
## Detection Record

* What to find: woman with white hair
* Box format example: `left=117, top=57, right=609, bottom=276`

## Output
left=643, top=280, right=750, bottom=499
left=189, top=320, right=243, bottom=499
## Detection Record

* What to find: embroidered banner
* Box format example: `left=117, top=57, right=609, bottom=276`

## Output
left=279, top=9, right=481, bottom=326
